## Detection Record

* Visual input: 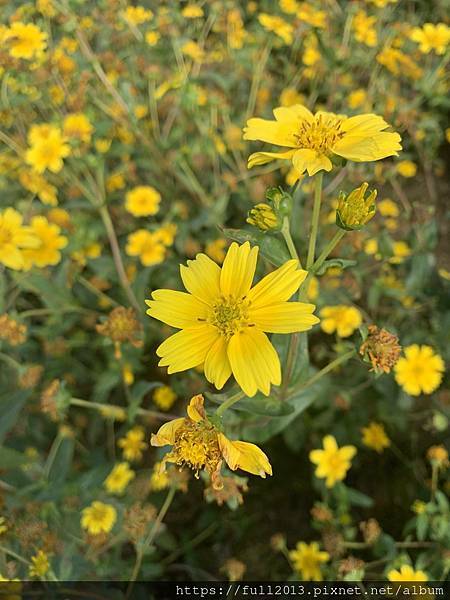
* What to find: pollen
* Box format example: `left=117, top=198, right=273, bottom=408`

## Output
left=209, top=296, right=250, bottom=338
left=170, top=421, right=222, bottom=477
left=294, top=115, right=345, bottom=153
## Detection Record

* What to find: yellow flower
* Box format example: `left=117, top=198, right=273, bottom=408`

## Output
left=63, top=113, right=93, bottom=143
left=389, top=241, right=411, bottom=264
left=410, top=23, right=450, bottom=55
left=182, top=4, right=204, bottom=18
left=320, top=305, right=362, bottom=338
left=153, top=385, right=177, bottom=411
left=289, top=541, right=329, bottom=580
left=181, top=40, right=204, bottom=61
left=151, top=394, right=272, bottom=488
left=396, top=160, right=417, bottom=178
left=361, top=422, right=390, bottom=453
left=411, top=500, right=427, bottom=514
left=0, top=517, right=7, bottom=535
left=25, top=124, right=70, bottom=174
left=395, top=345, right=444, bottom=396
left=0, top=208, right=39, bottom=270
left=336, top=182, right=377, bottom=230
left=104, top=462, right=135, bottom=494
left=353, top=10, right=377, bottom=47
left=205, top=238, right=227, bottom=264
left=347, top=89, right=367, bottom=110
left=388, top=565, right=428, bottom=581
left=81, top=501, right=117, bottom=535
left=377, top=46, right=422, bottom=80
left=145, top=31, right=160, bottom=47
left=427, top=445, right=449, bottom=468
left=125, top=185, right=161, bottom=217
left=126, top=230, right=166, bottom=267
left=123, top=6, right=153, bottom=26
left=297, top=3, right=327, bottom=28
left=6, top=22, right=47, bottom=59
left=378, top=198, right=399, bottom=217
left=19, top=170, right=58, bottom=206
left=279, top=88, right=305, bottom=107
left=310, top=435, right=357, bottom=488
left=244, top=105, right=401, bottom=176
left=22, top=216, right=68, bottom=269
left=369, top=0, right=397, bottom=7
left=258, top=14, right=293, bottom=45
left=146, top=242, right=319, bottom=397
left=106, top=172, right=125, bottom=192
left=247, top=203, right=281, bottom=231
left=154, top=223, right=177, bottom=247
left=150, top=461, right=170, bottom=491
left=29, top=550, right=50, bottom=578
left=118, top=426, right=148, bottom=461
left=279, top=0, right=299, bottom=14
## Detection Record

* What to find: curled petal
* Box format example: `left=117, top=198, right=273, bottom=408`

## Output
left=219, top=434, right=272, bottom=478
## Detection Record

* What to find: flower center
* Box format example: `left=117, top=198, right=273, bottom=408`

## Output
left=294, top=115, right=344, bottom=153
left=171, top=421, right=221, bottom=477
left=209, top=296, right=250, bottom=339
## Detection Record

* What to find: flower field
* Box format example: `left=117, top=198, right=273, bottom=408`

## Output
left=0, top=0, right=449, bottom=585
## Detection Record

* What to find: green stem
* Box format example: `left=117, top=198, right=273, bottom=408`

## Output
left=69, top=397, right=176, bottom=421
left=310, top=229, right=346, bottom=275
left=0, top=352, right=21, bottom=370
left=306, top=172, right=323, bottom=269
left=288, top=349, right=356, bottom=399
left=215, top=390, right=245, bottom=417
left=281, top=217, right=301, bottom=265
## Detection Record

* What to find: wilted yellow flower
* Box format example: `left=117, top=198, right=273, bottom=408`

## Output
left=359, top=325, right=401, bottom=373
left=63, top=113, right=93, bottom=143
left=22, top=216, right=68, bottom=269
left=336, top=183, right=377, bottom=230
left=126, top=230, right=166, bottom=266
left=289, top=541, right=329, bottom=580
left=153, top=385, right=177, bottom=411
left=81, top=501, right=117, bottom=535
left=146, top=242, right=319, bottom=397
left=410, top=23, right=450, bottom=55
left=151, top=395, right=272, bottom=488
left=0, top=207, right=39, bottom=270
left=426, top=445, right=449, bottom=468
left=310, top=435, right=356, bottom=488
left=25, top=124, right=70, bottom=174
left=104, top=462, right=135, bottom=494
left=361, top=422, right=390, bottom=453
left=221, top=558, right=246, bottom=582
left=388, top=565, right=428, bottom=581
left=29, top=550, right=50, bottom=578
left=244, top=105, right=401, bottom=176
left=396, top=160, right=417, bottom=178
left=118, top=426, right=148, bottom=461
left=320, top=305, right=362, bottom=338
left=247, top=203, right=280, bottom=231
left=258, top=14, right=293, bottom=45
left=394, top=345, right=444, bottom=396
left=96, top=306, right=142, bottom=356
left=125, top=185, right=161, bottom=217
left=6, top=22, right=47, bottom=59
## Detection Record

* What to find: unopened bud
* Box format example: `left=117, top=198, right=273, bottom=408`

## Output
left=247, top=203, right=281, bottom=231
left=336, top=183, right=377, bottom=231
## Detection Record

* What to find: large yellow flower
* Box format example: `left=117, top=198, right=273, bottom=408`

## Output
left=151, top=394, right=272, bottom=488
left=22, top=216, right=68, bottom=269
left=410, top=23, right=450, bottom=55
left=0, top=208, right=39, bottom=270
left=387, top=564, right=428, bottom=582
left=6, top=22, right=47, bottom=60
left=394, top=344, right=444, bottom=396
left=243, top=104, right=402, bottom=176
left=146, top=242, right=319, bottom=397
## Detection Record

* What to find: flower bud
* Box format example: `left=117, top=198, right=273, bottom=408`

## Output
left=265, top=187, right=293, bottom=217
left=336, top=183, right=377, bottom=231
left=247, top=203, right=281, bottom=232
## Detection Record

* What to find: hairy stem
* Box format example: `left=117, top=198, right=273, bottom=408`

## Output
left=306, top=172, right=323, bottom=269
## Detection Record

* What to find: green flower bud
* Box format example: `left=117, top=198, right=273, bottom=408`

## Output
left=247, top=203, right=281, bottom=232
left=265, top=187, right=293, bottom=217
left=336, top=183, right=377, bottom=231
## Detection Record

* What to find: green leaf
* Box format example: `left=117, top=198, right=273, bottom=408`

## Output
left=0, top=446, right=29, bottom=469
left=230, top=394, right=294, bottom=417
left=47, top=435, right=75, bottom=484
left=345, top=486, right=374, bottom=508
left=315, top=258, right=357, bottom=275
left=128, top=381, right=161, bottom=422
left=0, top=389, right=30, bottom=444
left=221, top=228, right=290, bottom=266
left=416, top=513, right=429, bottom=541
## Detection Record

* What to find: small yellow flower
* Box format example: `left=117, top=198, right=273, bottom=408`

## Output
left=347, top=89, right=367, bottom=110
left=396, top=160, right=417, bottom=178
left=0, top=208, right=39, bottom=270
left=19, top=170, right=58, bottom=206
left=310, top=435, right=356, bottom=488
left=320, top=305, right=362, bottom=338
left=181, top=40, right=204, bottom=62
left=394, top=345, right=444, bottom=396
left=123, top=6, right=153, bottom=26
left=389, top=241, right=411, bottom=264
left=361, top=422, right=390, bottom=453
left=411, top=500, right=427, bottom=514
left=104, top=462, right=135, bottom=494
left=279, top=88, right=305, bottom=108
left=25, top=124, right=70, bottom=174
left=336, top=183, right=377, bottom=230
left=427, top=445, right=449, bottom=468
left=153, top=385, right=177, bottom=411
left=29, top=550, right=50, bottom=578
left=6, top=22, right=47, bottom=59
left=205, top=239, right=227, bottom=264
left=146, top=242, right=319, bottom=397
left=387, top=564, right=428, bottom=581
left=182, top=4, right=204, bottom=18
left=145, top=31, right=160, bottom=46
left=22, top=216, right=68, bottom=269
left=63, top=113, right=93, bottom=143
left=126, top=230, right=166, bottom=267
left=353, top=11, right=378, bottom=47
left=258, top=14, right=293, bottom=45
left=410, top=23, right=450, bottom=55
left=378, top=198, right=399, bottom=217
left=118, top=426, right=148, bottom=462
left=125, top=185, right=161, bottom=217
left=150, top=461, right=170, bottom=491
left=151, top=394, right=272, bottom=488
left=81, top=501, right=117, bottom=535
left=154, top=223, right=177, bottom=247
left=244, top=105, right=401, bottom=176
left=289, top=542, right=329, bottom=580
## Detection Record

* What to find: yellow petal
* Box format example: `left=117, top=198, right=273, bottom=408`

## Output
left=247, top=149, right=296, bottom=169
left=243, top=118, right=298, bottom=147
left=157, top=325, right=219, bottom=373
left=340, top=113, right=389, bottom=134
left=186, top=394, right=206, bottom=422
left=247, top=259, right=306, bottom=308
left=250, top=301, right=319, bottom=333
left=1, top=245, right=25, bottom=270
left=145, top=289, right=207, bottom=328
left=333, top=132, right=402, bottom=162
left=227, top=328, right=281, bottom=397
left=273, top=104, right=314, bottom=124
left=204, top=335, right=232, bottom=390
left=180, top=253, right=221, bottom=305
left=220, top=242, right=258, bottom=298
left=219, top=434, right=272, bottom=477
left=151, top=418, right=185, bottom=446
left=293, top=148, right=333, bottom=176
left=323, top=435, right=338, bottom=452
